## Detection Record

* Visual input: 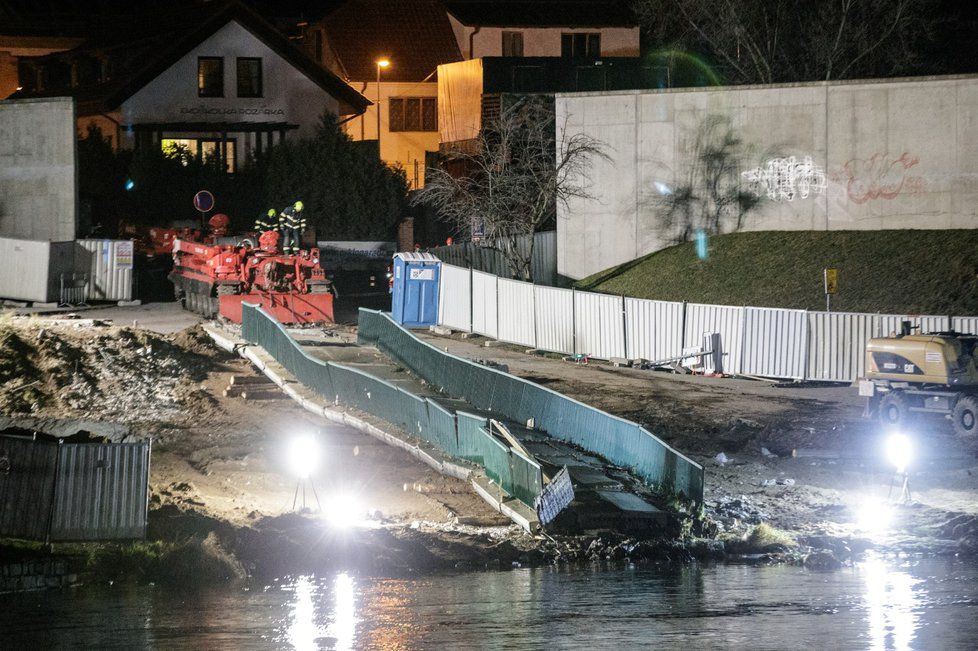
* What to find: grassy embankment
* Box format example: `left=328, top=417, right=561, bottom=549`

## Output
left=576, top=230, right=978, bottom=316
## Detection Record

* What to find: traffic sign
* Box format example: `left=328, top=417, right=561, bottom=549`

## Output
left=824, top=268, right=838, bottom=294
left=193, top=190, right=215, bottom=213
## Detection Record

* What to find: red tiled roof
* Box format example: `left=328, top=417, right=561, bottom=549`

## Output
left=321, top=0, right=462, bottom=83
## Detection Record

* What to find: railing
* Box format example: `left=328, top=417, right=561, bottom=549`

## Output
left=240, top=304, right=544, bottom=508
left=437, top=262, right=978, bottom=382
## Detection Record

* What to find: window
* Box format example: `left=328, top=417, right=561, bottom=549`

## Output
left=561, top=33, right=600, bottom=58
left=197, top=57, right=224, bottom=97
left=502, top=31, right=524, bottom=57
left=162, top=138, right=236, bottom=174
left=236, top=57, right=262, bottom=97
left=389, top=97, right=437, bottom=132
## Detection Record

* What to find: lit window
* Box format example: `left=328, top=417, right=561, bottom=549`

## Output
left=198, top=57, right=224, bottom=97
left=161, top=138, right=236, bottom=173
left=502, top=31, right=524, bottom=57
left=389, top=97, right=437, bottom=132
left=236, top=58, right=262, bottom=98
left=561, top=33, right=600, bottom=58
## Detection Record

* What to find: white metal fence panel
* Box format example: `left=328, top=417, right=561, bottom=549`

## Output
left=497, top=279, right=536, bottom=347
left=806, top=311, right=875, bottom=382
left=77, top=239, right=134, bottom=301
left=534, top=285, right=574, bottom=354
left=573, top=291, right=625, bottom=359
left=624, top=298, right=684, bottom=362
left=953, top=317, right=978, bottom=334
left=876, top=314, right=951, bottom=337
left=471, top=270, right=499, bottom=338
left=683, top=303, right=744, bottom=374
left=740, top=307, right=808, bottom=379
left=438, top=264, right=471, bottom=331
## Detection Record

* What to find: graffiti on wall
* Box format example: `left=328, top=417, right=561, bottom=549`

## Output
left=831, top=152, right=927, bottom=204
left=741, top=156, right=827, bottom=202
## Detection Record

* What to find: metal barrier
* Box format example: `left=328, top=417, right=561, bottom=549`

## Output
left=0, top=436, right=150, bottom=542
left=358, top=308, right=705, bottom=504
left=241, top=304, right=544, bottom=508
left=436, top=262, right=978, bottom=382
left=58, top=273, right=89, bottom=307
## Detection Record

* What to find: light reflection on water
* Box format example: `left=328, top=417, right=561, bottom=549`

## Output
left=2, top=556, right=978, bottom=649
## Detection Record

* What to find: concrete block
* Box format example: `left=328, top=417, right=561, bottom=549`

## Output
left=610, top=357, right=632, bottom=368
left=429, top=325, right=452, bottom=336
left=117, top=300, right=142, bottom=307
left=31, top=302, right=58, bottom=309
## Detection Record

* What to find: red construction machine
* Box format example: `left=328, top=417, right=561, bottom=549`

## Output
left=168, top=225, right=334, bottom=325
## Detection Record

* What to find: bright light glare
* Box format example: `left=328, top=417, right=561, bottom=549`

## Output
left=376, top=58, right=390, bottom=68
left=855, top=498, right=892, bottom=534
left=653, top=181, right=673, bottom=195
left=288, top=435, right=321, bottom=479
left=886, top=433, right=913, bottom=473
left=325, top=494, right=364, bottom=529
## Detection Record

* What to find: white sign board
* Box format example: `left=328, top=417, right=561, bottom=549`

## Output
left=409, top=268, right=434, bottom=281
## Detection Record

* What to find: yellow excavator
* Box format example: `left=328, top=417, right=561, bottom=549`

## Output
left=860, top=322, right=978, bottom=436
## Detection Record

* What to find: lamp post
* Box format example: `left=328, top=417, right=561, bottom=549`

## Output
left=375, top=58, right=390, bottom=159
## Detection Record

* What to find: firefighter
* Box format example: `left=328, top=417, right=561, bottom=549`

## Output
left=254, top=208, right=277, bottom=233
left=279, top=200, right=306, bottom=255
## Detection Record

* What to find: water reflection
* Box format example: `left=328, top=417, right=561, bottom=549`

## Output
left=862, top=557, right=920, bottom=651
left=286, top=573, right=358, bottom=650
left=288, top=576, right=324, bottom=650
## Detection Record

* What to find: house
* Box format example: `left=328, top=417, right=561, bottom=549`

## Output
left=0, top=3, right=88, bottom=99
left=436, top=1, right=645, bottom=151
left=445, top=0, right=640, bottom=59
left=12, top=1, right=369, bottom=172
left=301, top=0, right=463, bottom=189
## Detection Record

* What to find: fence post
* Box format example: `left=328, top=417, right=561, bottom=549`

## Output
left=802, top=310, right=811, bottom=381
left=737, top=306, right=748, bottom=376
left=679, top=300, right=688, bottom=353
left=468, top=265, right=474, bottom=333
left=572, top=288, right=578, bottom=356
left=621, top=295, right=628, bottom=360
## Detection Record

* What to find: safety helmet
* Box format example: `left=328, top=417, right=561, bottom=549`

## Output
left=294, top=200, right=304, bottom=211
left=267, top=208, right=276, bottom=217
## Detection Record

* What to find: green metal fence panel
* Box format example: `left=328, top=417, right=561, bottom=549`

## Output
left=456, top=412, right=512, bottom=489
left=509, top=449, right=544, bottom=507
left=358, top=308, right=705, bottom=504
left=426, top=399, right=459, bottom=456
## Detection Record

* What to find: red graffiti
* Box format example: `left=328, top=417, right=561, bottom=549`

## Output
left=831, top=152, right=926, bottom=204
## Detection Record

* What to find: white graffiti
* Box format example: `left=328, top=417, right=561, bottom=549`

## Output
left=741, top=156, right=827, bottom=201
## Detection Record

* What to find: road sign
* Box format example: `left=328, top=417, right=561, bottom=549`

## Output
left=193, top=190, right=215, bottom=213
left=824, top=268, right=838, bottom=294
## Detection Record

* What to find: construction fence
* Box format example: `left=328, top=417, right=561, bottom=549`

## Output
left=357, top=309, right=704, bottom=504
left=437, top=263, right=978, bottom=383
left=240, top=304, right=545, bottom=509
left=0, top=436, right=150, bottom=542
left=429, top=231, right=558, bottom=286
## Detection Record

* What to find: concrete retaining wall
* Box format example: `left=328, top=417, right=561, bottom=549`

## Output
left=556, top=74, right=978, bottom=279
left=0, top=97, right=77, bottom=241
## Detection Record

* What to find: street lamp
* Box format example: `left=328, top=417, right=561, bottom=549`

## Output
left=376, top=58, right=390, bottom=158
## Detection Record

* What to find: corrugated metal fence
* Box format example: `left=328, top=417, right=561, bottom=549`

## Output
left=429, top=231, right=558, bottom=286
left=437, top=262, right=976, bottom=383
left=0, top=437, right=150, bottom=541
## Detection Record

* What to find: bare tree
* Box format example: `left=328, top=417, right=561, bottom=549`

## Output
left=417, top=96, right=606, bottom=281
left=632, top=0, right=939, bottom=85
left=657, top=116, right=764, bottom=243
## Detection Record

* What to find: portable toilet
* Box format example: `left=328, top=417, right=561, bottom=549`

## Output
left=391, top=252, right=441, bottom=327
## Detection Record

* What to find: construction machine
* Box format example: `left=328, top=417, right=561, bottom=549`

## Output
left=169, top=228, right=334, bottom=325
left=860, top=322, right=978, bottom=437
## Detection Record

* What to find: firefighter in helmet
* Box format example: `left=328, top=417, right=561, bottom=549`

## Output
left=278, top=200, right=306, bottom=255
left=254, top=208, right=277, bottom=233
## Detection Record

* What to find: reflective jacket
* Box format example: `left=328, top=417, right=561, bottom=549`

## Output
left=279, top=206, right=306, bottom=230
left=254, top=211, right=277, bottom=231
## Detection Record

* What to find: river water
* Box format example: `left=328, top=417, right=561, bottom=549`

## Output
left=3, top=555, right=978, bottom=649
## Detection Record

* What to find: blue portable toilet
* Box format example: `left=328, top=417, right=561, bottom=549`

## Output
left=391, top=252, right=441, bottom=327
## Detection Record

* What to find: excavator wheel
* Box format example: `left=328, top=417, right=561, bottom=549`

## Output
left=878, top=392, right=911, bottom=429
left=952, top=395, right=978, bottom=438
